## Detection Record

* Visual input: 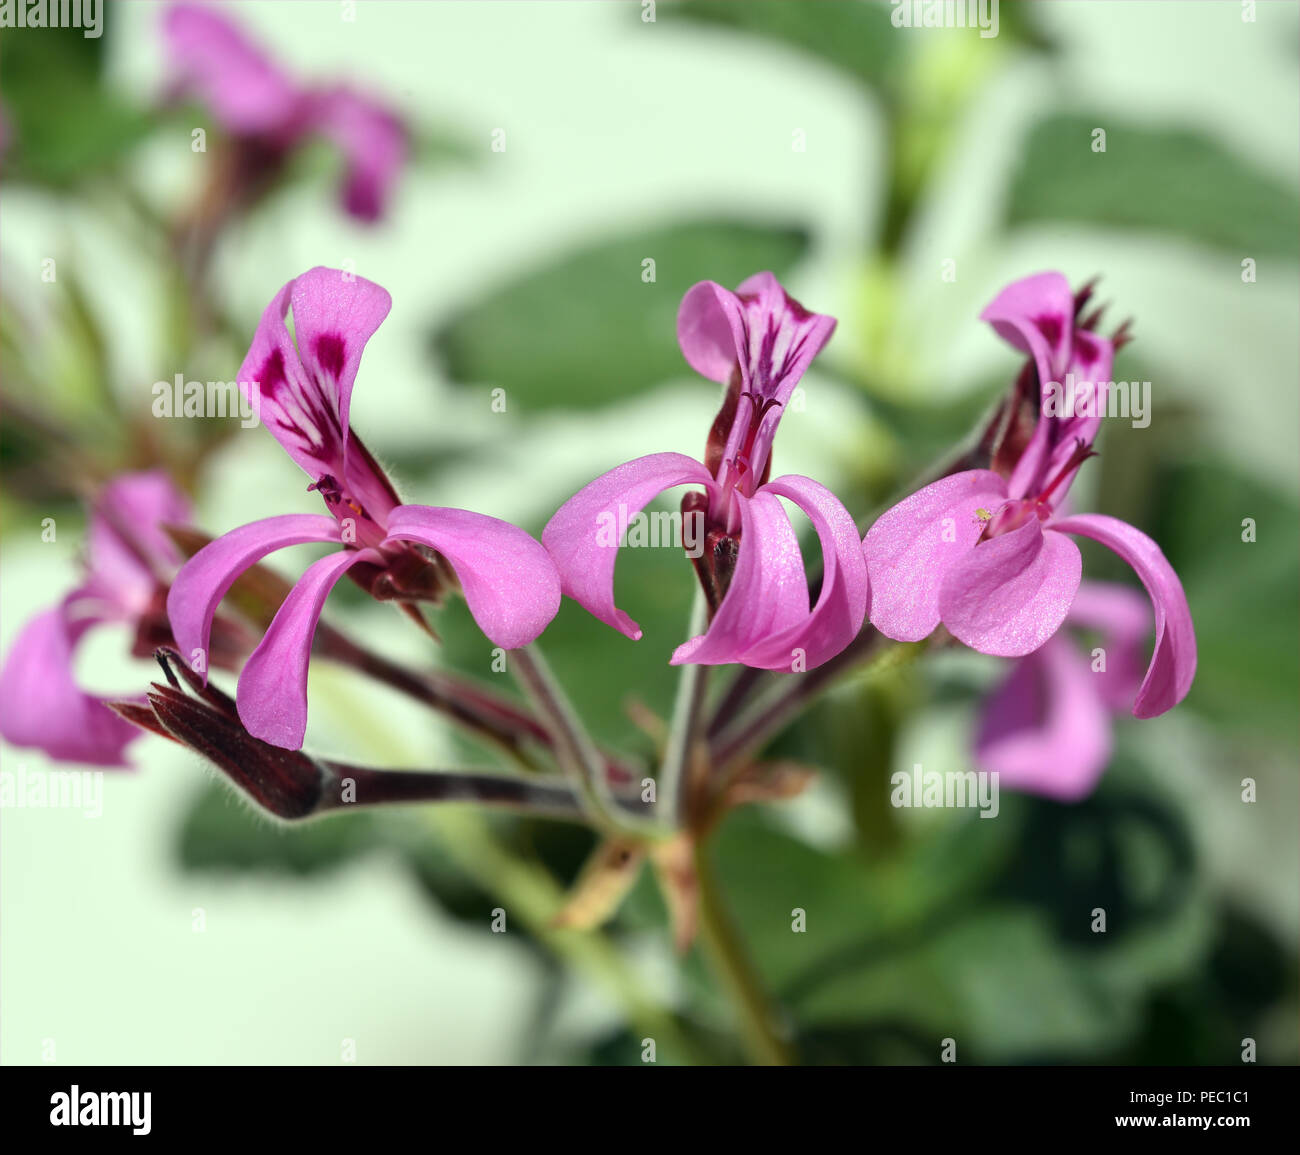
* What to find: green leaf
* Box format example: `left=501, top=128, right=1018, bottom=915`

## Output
left=672, top=0, right=901, bottom=99
left=0, top=27, right=151, bottom=187
left=1007, top=115, right=1300, bottom=260
left=431, top=219, right=810, bottom=412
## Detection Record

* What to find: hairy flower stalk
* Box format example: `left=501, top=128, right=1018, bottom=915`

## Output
left=118, top=653, right=650, bottom=824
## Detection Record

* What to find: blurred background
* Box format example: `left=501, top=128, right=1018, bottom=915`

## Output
left=1, top=0, right=1296, bottom=1065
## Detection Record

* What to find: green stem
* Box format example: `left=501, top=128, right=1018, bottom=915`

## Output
left=511, top=644, right=654, bottom=836
left=659, top=593, right=710, bottom=827
left=694, top=840, right=794, bottom=1066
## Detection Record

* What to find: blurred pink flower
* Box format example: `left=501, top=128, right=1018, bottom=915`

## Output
left=163, top=3, right=407, bottom=222
left=975, top=581, right=1152, bottom=800
left=0, top=471, right=191, bottom=766
left=167, top=267, right=560, bottom=751
left=543, top=273, right=869, bottom=671
left=864, top=271, right=1195, bottom=718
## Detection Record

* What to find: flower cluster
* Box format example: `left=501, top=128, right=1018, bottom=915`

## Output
left=0, top=265, right=1196, bottom=806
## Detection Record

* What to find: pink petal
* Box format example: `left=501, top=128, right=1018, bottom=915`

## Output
left=1067, top=580, right=1151, bottom=712
left=0, top=603, right=141, bottom=767
left=677, top=280, right=748, bottom=383
left=87, top=470, right=192, bottom=613
left=166, top=514, right=341, bottom=678
left=311, top=85, right=407, bottom=223
left=980, top=270, right=1075, bottom=391
left=863, top=470, right=1007, bottom=643
left=542, top=453, right=717, bottom=639
left=737, top=473, right=870, bottom=669
left=938, top=519, right=1082, bottom=657
left=163, top=3, right=304, bottom=136
left=382, top=505, right=561, bottom=649
left=1050, top=513, right=1196, bottom=718
left=236, top=549, right=376, bottom=749
left=982, top=272, right=1076, bottom=498
left=975, top=636, right=1112, bottom=801
left=671, top=489, right=810, bottom=667
left=238, top=267, right=394, bottom=513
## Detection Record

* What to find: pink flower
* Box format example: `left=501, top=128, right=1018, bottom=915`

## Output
left=975, top=581, right=1151, bottom=800
left=0, top=471, right=192, bottom=766
left=543, top=273, right=869, bottom=671
left=166, top=267, right=560, bottom=750
left=864, top=271, right=1195, bottom=718
left=163, top=3, right=407, bottom=222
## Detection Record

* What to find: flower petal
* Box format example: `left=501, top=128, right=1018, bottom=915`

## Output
left=938, top=519, right=1082, bottom=657
left=311, top=86, right=407, bottom=223
left=1050, top=513, right=1196, bottom=717
left=236, top=549, right=376, bottom=748
left=238, top=267, right=394, bottom=510
left=980, top=270, right=1075, bottom=392
left=975, top=636, right=1112, bottom=801
left=87, top=470, right=192, bottom=613
left=738, top=474, right=869, bottom=669
left=163, top=3, right=303, bottom=135
left=671, top=489, right=809, bottom=667
left=166, top=514, right=342, bottom=678
left=0, top=602, right=141, bottom=767
left=382, top=505, right=561, bottom=649
left=1067, top=580, right=1151, bottom=712
left=863, top=470, right=1007, bottom=643
left=542, top=453, right=717, bottom=639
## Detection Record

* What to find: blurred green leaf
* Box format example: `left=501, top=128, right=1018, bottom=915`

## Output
left=1142, top=461, right=1300, bottom=739
left=0, top=27, right=151, bottom=186
left=673, top=0, right=900, bottom=99
left=1008, top=116, right=1300, bottom=260
left=431, top=219, right=810, bottom=411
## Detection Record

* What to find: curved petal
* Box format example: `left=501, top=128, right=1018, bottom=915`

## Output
left=938, top=519, right=1082, bottom=657
left=166, top=514, right=342, bottom=679
left=980, top=270, right=1074, bottom=391
left=863, top=470, right=1007, bottom=643
left=0, top=602, right=141, bottom=767
left=736, top=474, right=870, bottom=670
left=87, top=470, right=192, bottom=612
left=1050, top=513, right=1196, bottom=717
left=975, top=636, right=1112, bottom=801
left=677, top=280, right=750, bottom=384
left=671, top=489, right=809, bottom=667
left=311, top=86, right=407, bottom=223
left=382, top=505, right=561, bottom=649
left=162, top=3, right=304, bottom=135
left=237, top=267, right=394, bottom=501
left=237, top=549, right=376, bottom=748
left=542, top=453, right=717, bottom=639
left=1067, top=580, right=1151, bottom=712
